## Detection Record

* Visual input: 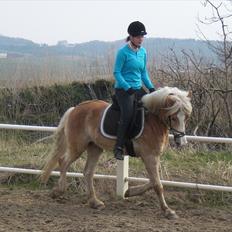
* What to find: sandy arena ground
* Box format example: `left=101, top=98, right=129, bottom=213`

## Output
left=0, top=186, right=232, bottom=232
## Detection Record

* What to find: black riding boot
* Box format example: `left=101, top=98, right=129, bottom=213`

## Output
left=114, top=121, right=129, bottom=160
left=113, top=146, right=124, bottom=160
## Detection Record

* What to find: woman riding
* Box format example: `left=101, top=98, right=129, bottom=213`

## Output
left=113, top=21, right=156, bottom=160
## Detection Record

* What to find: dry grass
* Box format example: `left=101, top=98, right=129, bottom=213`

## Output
left=160, top=145, right=232, bottom=187
left=1, top=132, right=232, bottom=186
left=1, top=132, right=232, bottom=206
left=0, top=131, right=117, bottom=174
left=0, top=56, right=114, bottom=89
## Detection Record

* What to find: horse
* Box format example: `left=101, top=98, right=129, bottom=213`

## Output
left=40, top=86, right=192, bottom=219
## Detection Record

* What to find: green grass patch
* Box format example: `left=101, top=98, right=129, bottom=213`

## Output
left=1, top=136, right=232, bottom=207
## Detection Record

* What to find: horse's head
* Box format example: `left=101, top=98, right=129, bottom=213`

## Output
left=142, top=87, right=192, bottom=147
left=161, top=92, right=192, bottom=146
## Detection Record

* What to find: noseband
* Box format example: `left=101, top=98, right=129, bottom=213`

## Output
left=167, top=116, right=185, bottom=139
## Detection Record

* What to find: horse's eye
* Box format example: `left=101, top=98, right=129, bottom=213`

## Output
left=171, top=117, right=177, bottom=122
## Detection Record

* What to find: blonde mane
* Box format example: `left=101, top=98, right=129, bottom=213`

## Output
left=142, top=86, right=192, bottom=116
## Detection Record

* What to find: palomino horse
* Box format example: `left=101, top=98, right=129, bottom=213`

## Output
left=40, top=87, right=192, bottom=219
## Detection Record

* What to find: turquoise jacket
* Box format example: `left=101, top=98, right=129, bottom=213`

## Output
left=113, top=44, right=154, bottom=91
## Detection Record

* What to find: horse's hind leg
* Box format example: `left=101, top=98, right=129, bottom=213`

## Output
left=84, top=143, right=104, bottom=209
left=52, top=147, right=83, bottom=198
left=125, top=182, right=153, bottom=197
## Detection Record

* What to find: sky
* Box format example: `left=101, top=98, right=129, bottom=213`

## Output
left=0, top=0, right=231, bottom=45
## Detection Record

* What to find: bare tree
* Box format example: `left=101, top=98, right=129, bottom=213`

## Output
left=197, top=0, right=232, bottom=136
left=157, top=0, right=232, bottom=137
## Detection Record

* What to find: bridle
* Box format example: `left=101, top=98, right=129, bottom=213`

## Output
left=141, top=97, right=186, bottom=140
left=166, top=116, right=186, bottom=140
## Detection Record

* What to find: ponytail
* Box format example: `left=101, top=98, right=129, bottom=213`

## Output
left=126, top=36, right=130, bottom=42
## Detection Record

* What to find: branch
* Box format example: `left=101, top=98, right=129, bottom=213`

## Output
left=206, top=107, right=220, bottom=136
left=226, top=45, right=232, bottom=59
left=181, top=49, right=206, bottom=75
left=210, top=89, right=232, bottom=93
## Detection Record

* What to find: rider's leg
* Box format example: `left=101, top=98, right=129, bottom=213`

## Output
left=114, top=89, right=135, bottom=160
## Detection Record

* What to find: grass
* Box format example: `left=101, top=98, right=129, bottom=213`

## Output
left=0, top=131, right=118, bottom=175
left=160, top=146, right=232, bottom=185
left=1, top=132, right=232, bottom=185
left=1, top=132, right=232, bottom=207
left=0, top=56, right=113, bottom=88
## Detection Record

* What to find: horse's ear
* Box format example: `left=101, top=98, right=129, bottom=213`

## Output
left=187, top=90, right=192, bottom=99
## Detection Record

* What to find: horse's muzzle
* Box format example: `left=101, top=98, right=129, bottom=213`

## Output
left=174, top=135, right=187, bottom=147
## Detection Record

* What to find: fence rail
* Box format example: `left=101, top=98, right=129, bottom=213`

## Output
left=0, top=123, right=232, bottom=196
left=1, top=123, right=232, bottom=143
left=1, top=166, right=232, bottom=192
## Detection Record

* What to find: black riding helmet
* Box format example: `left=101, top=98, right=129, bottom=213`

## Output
left=127, top=21, right=147, bottom=37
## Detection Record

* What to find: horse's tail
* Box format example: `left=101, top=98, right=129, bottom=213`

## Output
left=40, top=107, right=74, bottom=183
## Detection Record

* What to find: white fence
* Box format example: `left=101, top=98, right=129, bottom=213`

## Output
left=1, top=123, right=232, bottom=197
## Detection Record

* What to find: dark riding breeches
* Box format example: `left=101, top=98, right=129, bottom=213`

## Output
left=114, top=88, right=146, bottom=148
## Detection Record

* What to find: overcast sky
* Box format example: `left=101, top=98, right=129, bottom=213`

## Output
left=0, top=0, right=231, bottom=45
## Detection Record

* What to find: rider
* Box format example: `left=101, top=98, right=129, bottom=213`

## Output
left=113, top=21, right=156, bottom=160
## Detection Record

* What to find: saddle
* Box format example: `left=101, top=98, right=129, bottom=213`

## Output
left=100, top=95, right=145, bottom=157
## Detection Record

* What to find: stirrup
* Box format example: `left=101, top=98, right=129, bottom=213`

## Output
left=114, top=146, right=124, bottom=160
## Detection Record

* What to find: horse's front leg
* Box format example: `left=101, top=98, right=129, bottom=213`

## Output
left=141, top=153, right=178, bottom=219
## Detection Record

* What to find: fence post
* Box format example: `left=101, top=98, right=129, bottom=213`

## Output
left=116, top=156, right=129, bottom=198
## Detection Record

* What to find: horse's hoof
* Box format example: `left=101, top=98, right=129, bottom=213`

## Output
left=50, top=187, right=64, bottom=199
left=124, top=190, right=130, bottom=197
left=165, top=209, right=179, bottom=220
left=89, top=198, right=105, bottom=210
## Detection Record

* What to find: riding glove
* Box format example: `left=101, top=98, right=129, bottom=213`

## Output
left=149, top=88, right=155, bottom=93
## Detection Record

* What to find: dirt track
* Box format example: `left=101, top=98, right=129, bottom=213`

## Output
left=0, top=187, right=232, bottom=232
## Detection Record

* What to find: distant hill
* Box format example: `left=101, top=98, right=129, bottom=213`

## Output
left=0, top=35, right=37, bottom=47
left=0, top=34, right=217, bottom=63
left=0, top=35, right=40, bottom=57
